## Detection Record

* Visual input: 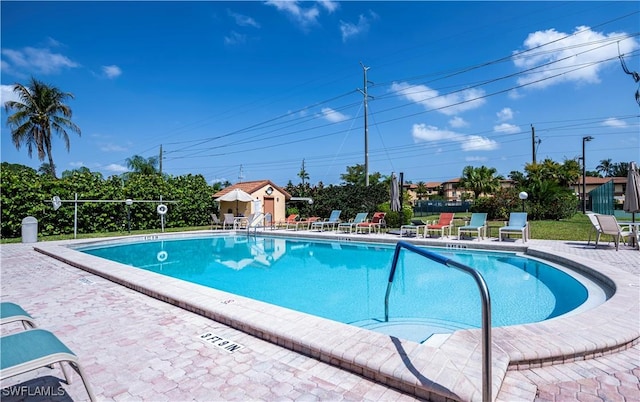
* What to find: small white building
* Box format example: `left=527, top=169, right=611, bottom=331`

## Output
left=212, top=180, right=291, bottom=223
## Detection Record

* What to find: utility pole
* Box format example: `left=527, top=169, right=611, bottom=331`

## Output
left=531, top=125, right=536, bottom=164
left=358, top=62, right=372, bottom=186
left=238, top=165, right=244, bottom=183
left=159, top=144, right=163, bottom=175
left=531, top=125, right=541, bottom=164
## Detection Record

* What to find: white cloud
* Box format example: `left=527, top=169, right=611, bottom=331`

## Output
left=493, top=123, right=520, bottom=134
left=104, top=164, right=128, bottom=173
left=224, top=31, right=247, bottom=45
left=601, top=118, right=627, bottom=128
left=466, top=156, right=488, bottom=162
left=264, top=1, right=321, bottom=30
left=513, top=26, right=640, bottom=89
left=449, top=116, right=468, bottom=128
left=228, top=10, right=260, bottom=28
left=461, top=135, right=499, bottom=151
left=391, top=82, right=486, bottom=116
left=1, top=46, right=79, bottom=75
left=496, top=107, right=513, bottom=121
left=100, top=143, right=129, bottom=152
left=340, top=11, right=377, bottom=42
left=1, top=84, right=20, bottom=104
left=69, top=161, right=86, bottom=167
left=318, top=0, right=339, bottom=13
left=102, top=65, right=122, bottom=79
left=319, top=107, right=349, bottom=122
left=412, top=123, right=498, bottom=152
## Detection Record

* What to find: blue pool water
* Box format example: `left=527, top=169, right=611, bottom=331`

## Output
left=78, top=235, right=592, bottom=341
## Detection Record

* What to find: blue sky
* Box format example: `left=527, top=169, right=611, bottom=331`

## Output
left=2, top=1, right=639, bottom=186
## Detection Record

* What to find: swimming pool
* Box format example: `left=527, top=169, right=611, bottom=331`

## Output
left=77, top=234, right=602, bottom=342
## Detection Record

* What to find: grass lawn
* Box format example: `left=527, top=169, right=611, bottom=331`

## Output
left=0, top=212, right=632, bottom=244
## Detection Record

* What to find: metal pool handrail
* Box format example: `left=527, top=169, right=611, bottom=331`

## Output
left=385, top=241, right=493, bottom=402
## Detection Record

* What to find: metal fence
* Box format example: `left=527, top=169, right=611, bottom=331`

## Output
left=414, top=200, right=472, bottom=216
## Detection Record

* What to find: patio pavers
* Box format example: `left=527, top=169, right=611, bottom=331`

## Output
left=1, top=232, right=638, bottom=401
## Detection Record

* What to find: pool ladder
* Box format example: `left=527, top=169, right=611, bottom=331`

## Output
left=385, top=241, right=493, bottom=402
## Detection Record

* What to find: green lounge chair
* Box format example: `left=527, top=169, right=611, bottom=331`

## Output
left=0, top=328, right=96, bottom=401
left=458, top=213, right=488, bottom=240
left=499, top=212, right=529, bottom=242
left=337, top=212, right=368, bottom=233
left=1, top=302, right=37, bottom=329
left=310, top=210, right=342, bottom=231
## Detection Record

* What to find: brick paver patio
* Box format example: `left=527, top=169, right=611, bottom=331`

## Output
left=1, top=231, right=638, bottom=401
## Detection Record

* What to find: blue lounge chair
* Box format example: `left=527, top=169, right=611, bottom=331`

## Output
left=337, top=212, right=368, bottom=233
left=310, top=210, right=342, bottom=231
left=458, top=213, right=488, bottom=240
left=1, top=302, right=37, bottom=329
left=0, top=328, right=96, bottom=401
left=499, top=212, right=528, bottom=242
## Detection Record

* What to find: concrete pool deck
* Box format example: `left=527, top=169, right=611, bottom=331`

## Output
left=1, top=230, right=638, bottom=401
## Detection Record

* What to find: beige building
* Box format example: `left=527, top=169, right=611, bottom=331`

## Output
left=212, top=180, right=291, bottom=223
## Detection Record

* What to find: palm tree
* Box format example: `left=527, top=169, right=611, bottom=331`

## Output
left=459, top=165, right=501, bottom=199
left=298, top=159, right=309, bottom=186
left=596, top=158, right=614, bottom=177
left=4, top=77, right=81, bottom=178
left=125, top=155, right=159, bottom=175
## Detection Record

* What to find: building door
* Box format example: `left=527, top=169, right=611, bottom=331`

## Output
left=264, top=197, right=275, bottom=222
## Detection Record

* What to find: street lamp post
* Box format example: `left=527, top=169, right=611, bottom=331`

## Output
left=125, top=198, right=133, bottom=234
left=519, top=191, right=528, bottom=212
left=582, top=136, right=594, bottom=214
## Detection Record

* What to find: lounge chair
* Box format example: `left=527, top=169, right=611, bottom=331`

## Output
left=276, top=214, right=298, bottom=229
left=310, top=210, right=342, bottom=231
left=0, top=328, right=97, bottom=401
left=400, top=219, right=427, bottom=237
left=458, top=213, right=488, bottom=240
left=1, top=302, right=37, bottom=329
left=499, top=212, right=528, bottom=242
left=337, top=213, right=368, bottom=233
left=425, top=213, right=455, bottom=238
left=288, top=216, right=320, bottom=230
left=586, top=213, right=601, bottom=246
left=210, top=214, right=222, bottom=230
left=222, top=213, right=235, bottom=229
left=355, top=212, right=386, bottom=234
left=594, top=214, right=631, bottom=251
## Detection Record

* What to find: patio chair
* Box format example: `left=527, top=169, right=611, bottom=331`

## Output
left=310, top=210, right=342, bottom=231
left=276, top=214, right=298, bottom=229
left=1, top=302, right=37, bottom=329
left=210, top=214, right=222, bottom=230
left=355, top=212, right=386, bottom=234
left=499, top=212, right=528, bottom=242
left=425, top=213, right=455, bottom=238
left=594, top=214, right=631, bottom=251
left=288, top=216, right=320, bottom=230
left=400, top=219, right=428, bottom=237
left=337, top=213, right=368, bottom=233
left=222, top=213, right=235, bottom=229
left=458, top=213, right=488, bottom=240
left=586, top=213, right=602, bottom=246
left=0, top=328, right=97, bottom=401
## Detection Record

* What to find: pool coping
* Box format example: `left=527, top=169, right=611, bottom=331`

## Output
left=33, top=230, right=639, bottom=402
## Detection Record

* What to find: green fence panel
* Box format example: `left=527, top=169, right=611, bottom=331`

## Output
left=590, top=180, right=614, bottom=215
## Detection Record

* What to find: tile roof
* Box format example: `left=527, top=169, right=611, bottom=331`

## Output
left=212, top=180, right=292, bottom=199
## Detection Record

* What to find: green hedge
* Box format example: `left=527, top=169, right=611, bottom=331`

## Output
left=1, top=163, right=216, bottom=238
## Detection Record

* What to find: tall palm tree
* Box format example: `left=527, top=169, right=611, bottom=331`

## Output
left=459, top=165, right=501, bottom=199
left=4, top=77, right=81, bottom=178
left=596, top=158, right=614, bottom=177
